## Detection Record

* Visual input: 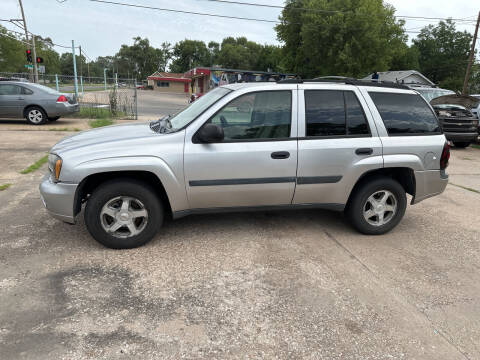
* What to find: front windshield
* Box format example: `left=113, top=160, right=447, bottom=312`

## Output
left=170, top=87, right=231, bottom=130
left=416, top=88, right=455, bottom=102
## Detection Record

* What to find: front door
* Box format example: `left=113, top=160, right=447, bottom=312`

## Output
left=184, top=88, right=298, bottom=210
left=293, top=84, right=383, bottom=206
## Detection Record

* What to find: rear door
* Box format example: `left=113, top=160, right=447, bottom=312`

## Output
left=362, top=88, right=446, bottom=171
left=293, top=84, right=383, bottom=206
left=0, top=84, right=24, bottom=117
left=184, top=85, right=298, bottom=209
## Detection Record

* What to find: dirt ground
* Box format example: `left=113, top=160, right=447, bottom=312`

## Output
left=0, top=123, right=479, bottom=359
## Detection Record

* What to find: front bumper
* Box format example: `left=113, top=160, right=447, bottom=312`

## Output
left=412, top=169, right=448, bottom=204
left=444, top=132, right=478, bottom=142
left=39, top=174, right=78, bottom=224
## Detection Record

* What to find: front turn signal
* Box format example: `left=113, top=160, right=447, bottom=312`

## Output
left=55, top=159, right=62, bottom=180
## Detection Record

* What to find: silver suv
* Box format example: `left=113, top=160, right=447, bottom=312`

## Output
left=39, top=79, right=450, bottom=249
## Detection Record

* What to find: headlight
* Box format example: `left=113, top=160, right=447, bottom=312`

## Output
left=48, top=153, right=62, bottom=181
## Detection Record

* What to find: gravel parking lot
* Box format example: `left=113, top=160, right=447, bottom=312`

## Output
left=0, top=119, right=479, bottom=359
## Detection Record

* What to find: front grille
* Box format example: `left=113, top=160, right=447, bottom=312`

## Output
left=439, top=117, right=478, bottom=133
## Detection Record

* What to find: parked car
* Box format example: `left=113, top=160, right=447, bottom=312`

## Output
left=412, top=86, right=479, bottom=147
left=0, top=80, right=79, bottom=125
left=471, top=94, right=480, bottom=116
left=40, top=79, right=450, bottom=249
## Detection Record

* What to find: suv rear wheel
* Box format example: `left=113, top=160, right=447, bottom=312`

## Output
left=346, top=177, right=407, bottom=235
left=85, top=179, right=163, bottom=249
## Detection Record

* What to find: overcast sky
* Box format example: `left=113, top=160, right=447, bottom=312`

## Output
left=1, top=0, right=479, bottom=59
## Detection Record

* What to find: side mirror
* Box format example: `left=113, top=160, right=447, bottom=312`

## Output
left=195, top=123, right=224, bottom=143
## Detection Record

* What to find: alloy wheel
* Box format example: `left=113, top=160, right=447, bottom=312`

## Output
left=28, top=109, right=43, bottom=124
left=100, top=196, right=149, bottom=238
left=363, top=190, right=397, bottom=227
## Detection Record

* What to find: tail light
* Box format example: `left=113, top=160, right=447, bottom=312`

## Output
left=57, top=95, right=68, bottom=102
left=440, top=142, right=450, bottom=170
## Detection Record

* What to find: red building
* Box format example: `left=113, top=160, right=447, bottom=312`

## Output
left=147, top=71, right=191, bottom=93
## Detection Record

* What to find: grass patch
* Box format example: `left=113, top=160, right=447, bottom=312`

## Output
left=450, top=183, right=480, bottom=194
left=67, top=107, right=113, bottom=119
left=471, top=144, right=480, bottom=150
left=48, top=128, right=81, bottom=132
left=66, top=107, right=126, bottom=120
left=20, top=155, right=48, bottom=174
left=89, top=118, right=113, bottom=128
left=0, top=183, right=12, bottom=191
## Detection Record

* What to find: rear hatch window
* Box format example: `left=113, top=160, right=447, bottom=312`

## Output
left=369, top=92, right=441, bottom=135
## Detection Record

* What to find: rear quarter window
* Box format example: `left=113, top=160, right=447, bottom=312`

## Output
left=369, top=92, right=441, bottom=135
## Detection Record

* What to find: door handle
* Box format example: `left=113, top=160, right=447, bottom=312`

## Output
left=355, top=148, right=373, bottom=155
left=17, top=97, right=24, bottom=100
left=271, top=151, right=290, bottom=159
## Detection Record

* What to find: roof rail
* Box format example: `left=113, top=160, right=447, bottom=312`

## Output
left=277, top=77, right=411, bottom=90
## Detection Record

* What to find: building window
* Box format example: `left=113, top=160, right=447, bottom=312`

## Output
left=157, top=81, right=170, bottom=87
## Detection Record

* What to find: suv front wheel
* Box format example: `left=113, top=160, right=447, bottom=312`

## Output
left=346, top=177, right=407, bottom=235
left=85, top=179, right=163, bottom=249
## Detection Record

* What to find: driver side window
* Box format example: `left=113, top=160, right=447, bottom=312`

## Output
left=208, top=90, right=292, bottom=141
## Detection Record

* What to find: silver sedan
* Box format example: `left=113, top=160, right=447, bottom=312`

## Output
left=0, top=80, right=79, bottom=125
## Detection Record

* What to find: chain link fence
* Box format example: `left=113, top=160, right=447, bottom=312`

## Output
left=0, top=72, right=138, bottom=120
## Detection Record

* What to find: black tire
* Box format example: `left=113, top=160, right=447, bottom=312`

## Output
left=453, top=142, right=470, bottom=148
left=25, top=106, right=47, bottom=125
left=48, top=116, right=60, bottom=121
left=85, top=179, right=163, bottom=249
left=346, top=176, right=407, bottom=235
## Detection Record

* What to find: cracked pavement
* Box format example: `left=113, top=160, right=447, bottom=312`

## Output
left=0, top=120, right=479, bottom=359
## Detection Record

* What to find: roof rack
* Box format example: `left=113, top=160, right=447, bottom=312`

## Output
left=277, top=77, right=410, bottom=90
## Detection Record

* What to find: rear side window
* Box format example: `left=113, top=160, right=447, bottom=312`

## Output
left=21, top=87, right=33, bottom=95
left=0, top=84, right=21, bottom=95
left=369, top=92, right=440, bottom=135
left=305, top=90, right=370, bottom=137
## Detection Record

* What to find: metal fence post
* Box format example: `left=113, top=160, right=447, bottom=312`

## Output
left=104, top=68, right=107, bottom=90
left=55, top=74, right=59, bottom=92
left=134, top=79, right=138, bottom=120
left=71, top=40, right=78, bottom=99
left=80, top=75, right=84, bottom=96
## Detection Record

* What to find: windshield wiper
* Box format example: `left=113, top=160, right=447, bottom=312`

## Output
left=149, top=115, right=172, bottom=133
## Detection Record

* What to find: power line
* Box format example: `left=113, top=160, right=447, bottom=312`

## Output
left=0, top=31, right=30, bottom=45
left=83, top=0, right=477, bottom=33
left=88, top=0, right=279, bottom=23
left=0, top=21, right=78, bottom=49
left=195, top=0, right=478, bottom=24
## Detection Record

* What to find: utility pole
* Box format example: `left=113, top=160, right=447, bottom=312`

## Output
left=79, top=46, right=83, bottom=77
left=31, top=34, right=39, bottom=83
left=463, top=11, right=480, bottom=95
left=72, top=40, right=79, bottom=99
left=17, top=0, right=37, bottom=82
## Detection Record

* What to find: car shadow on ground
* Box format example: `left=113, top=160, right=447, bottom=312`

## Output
left=59, top=207, right=354, bottom=250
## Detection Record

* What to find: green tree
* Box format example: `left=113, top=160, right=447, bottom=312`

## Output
left=34, top=36, right=61, bottom=74
left=158, top=42, right=172, bottom=72
left=215, top=37, right=263, bottom=69
left=115, top=37, right=164, bottom=80
left=0, top=26, right=25, bottom=73
left=276, top=0, right=408, bottom=78
left=169, top=40, right=211, bottom=73
left=412, top=20, right=473, bottom=91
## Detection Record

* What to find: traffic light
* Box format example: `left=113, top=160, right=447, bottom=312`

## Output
left=26, top=49, right=32, bottom=62
left=36, top=57, right=43, bottom=64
